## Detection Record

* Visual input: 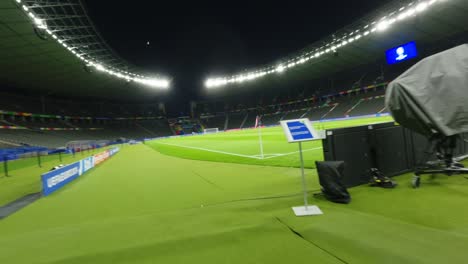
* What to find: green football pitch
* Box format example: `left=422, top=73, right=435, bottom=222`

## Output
left=1, top=115, right=468, bottom=264
left=149, top=116, right=394, bottom=168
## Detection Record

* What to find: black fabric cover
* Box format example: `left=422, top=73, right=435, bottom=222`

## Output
left=385, top=44, right=468, bottom=137
left=315, top=161, right=351, bottom=204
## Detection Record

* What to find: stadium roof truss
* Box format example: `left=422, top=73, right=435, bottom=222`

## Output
left=205, top=0, right=468, bottom=89
left=0, top=0, right=170, bottom=100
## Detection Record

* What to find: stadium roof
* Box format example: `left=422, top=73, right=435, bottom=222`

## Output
left=0, top=0, right=467, bottom=101
left=204, top=0, right=468, bottom=90
left=0, top=0, right=170, bottom=101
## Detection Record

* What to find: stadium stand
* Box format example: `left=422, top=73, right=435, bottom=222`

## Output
left=227, top=113, right=246, bottom=130
left=136, top=119, right=173, bottom=137
left=261, top=113, right=283, bottom=127
left=3, top=82, right=392, bottom=149
left=200, top=115, right=226, bottom=131
left=0, top=114, right=173, bottom=148
left=346, top=96, right=386, bottom=116
left=304, top=106, right=335, bottom=121
left=0, top=141, right=17, bottom=149
left=280, top=109, right=308, bottom=121
left=242, top=113, right=258, bottom=128
left=202, top=83, right=388, bottom=129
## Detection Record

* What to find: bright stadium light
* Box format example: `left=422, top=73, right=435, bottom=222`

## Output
left=17, top=2, right=171, bottom=89
left=135, top=78, right=170, bottom=89
left=203, top=0, right=444, bottom=88
left=33, top=17, right=47, bottom=29
left=376, top=20, right=390, bottom=31
left=416, top=2, right=429, bottom=12
left=94, top=64, right=105, bottom=72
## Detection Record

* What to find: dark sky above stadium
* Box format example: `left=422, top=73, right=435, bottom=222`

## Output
left=83, top=0, right=382, bottom=100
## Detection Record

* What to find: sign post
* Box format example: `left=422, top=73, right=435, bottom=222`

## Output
left=280, top=118, right=324, bottom=217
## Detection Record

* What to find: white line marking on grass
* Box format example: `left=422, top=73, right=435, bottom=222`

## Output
left=156, top=142, right=263, bottom=159
left=156, top=142, right=323, bottom=160
left=261, top=147, right=323, bottom=160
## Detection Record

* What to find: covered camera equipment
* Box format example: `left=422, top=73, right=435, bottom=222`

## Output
left=385, top=44, right=468, bottom=187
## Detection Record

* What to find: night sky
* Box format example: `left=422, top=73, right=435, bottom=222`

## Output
left=83, top=1, right=384, bottom=101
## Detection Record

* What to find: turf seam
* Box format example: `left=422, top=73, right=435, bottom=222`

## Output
left=191, top=170, right=224, bottom=190
left=274, top=217, right=349, bottom=264
left=202, top=191, right=321, bottom=208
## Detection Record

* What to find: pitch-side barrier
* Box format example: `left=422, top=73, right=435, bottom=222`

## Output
left=41, top=147, right=119, bottom=196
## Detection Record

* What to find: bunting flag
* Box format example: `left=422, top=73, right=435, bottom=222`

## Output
left=0, top=126, right=103, bottom=130
left=0, top=109, right=165, bottom=121
left=37, top=127, right=104, bottom=131
left=0, top=125, right=26, bottom=129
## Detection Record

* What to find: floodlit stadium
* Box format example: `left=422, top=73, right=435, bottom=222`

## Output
left=1, top=0, right=468, bottom=263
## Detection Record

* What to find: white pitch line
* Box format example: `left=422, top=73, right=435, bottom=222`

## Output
left=156, top=142, right=262, bottom=159
left=157, top=142, right=323, bottom=161
left=261, top=147, right=323, bottom=160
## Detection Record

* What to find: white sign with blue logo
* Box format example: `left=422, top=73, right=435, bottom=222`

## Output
left=280, top=119, right=321, bottom=143
left=280, top=118, right=324, bottom=216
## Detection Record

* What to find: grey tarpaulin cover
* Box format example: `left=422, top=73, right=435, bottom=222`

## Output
left=385, top=44, right=468, bottom=137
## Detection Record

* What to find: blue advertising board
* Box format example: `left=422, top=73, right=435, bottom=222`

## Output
left=41, top=161, right=81, bottom=196
left=108, top=147, right=120, bottom=156
left=80, top=156, right=94, bottom=175
left=41, top=147, right=119, bottom=196
left=386, top=41, right=418, bottom=65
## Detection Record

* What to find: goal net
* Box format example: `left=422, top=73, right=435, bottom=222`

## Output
left=203, top=128, right=219, bottom=134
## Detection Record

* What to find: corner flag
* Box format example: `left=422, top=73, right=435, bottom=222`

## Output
left=255, top=115, right=262, bottom=128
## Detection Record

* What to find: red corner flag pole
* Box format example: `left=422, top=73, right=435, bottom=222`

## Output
left=255, top=115, right=264, bottom=159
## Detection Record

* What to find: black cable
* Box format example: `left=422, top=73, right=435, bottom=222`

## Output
left=203, top=189, right=322, bottom=208
left=275, top=217, right=349, bottom=264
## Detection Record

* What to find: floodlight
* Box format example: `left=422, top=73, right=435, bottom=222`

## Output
left=94, top=64, right=105, bottom=72
left=397, top=12, right=408, bottom=20
left=276, top=65, right=285, bottom=73
left=142, top=78, right=170, bottom=89
left=33, top=17, right=47, bottom=29
left=376, top=20, right=390, bottom=31
left=406, top=8, right=416, bottom=16
left=416, top=2, right=428, bottom=12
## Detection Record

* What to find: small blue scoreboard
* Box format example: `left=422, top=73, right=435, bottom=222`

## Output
left=386, top=41, right=418, bottom=65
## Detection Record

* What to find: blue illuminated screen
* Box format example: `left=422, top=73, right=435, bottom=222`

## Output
left=386, top=41, right=418, bottom=65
